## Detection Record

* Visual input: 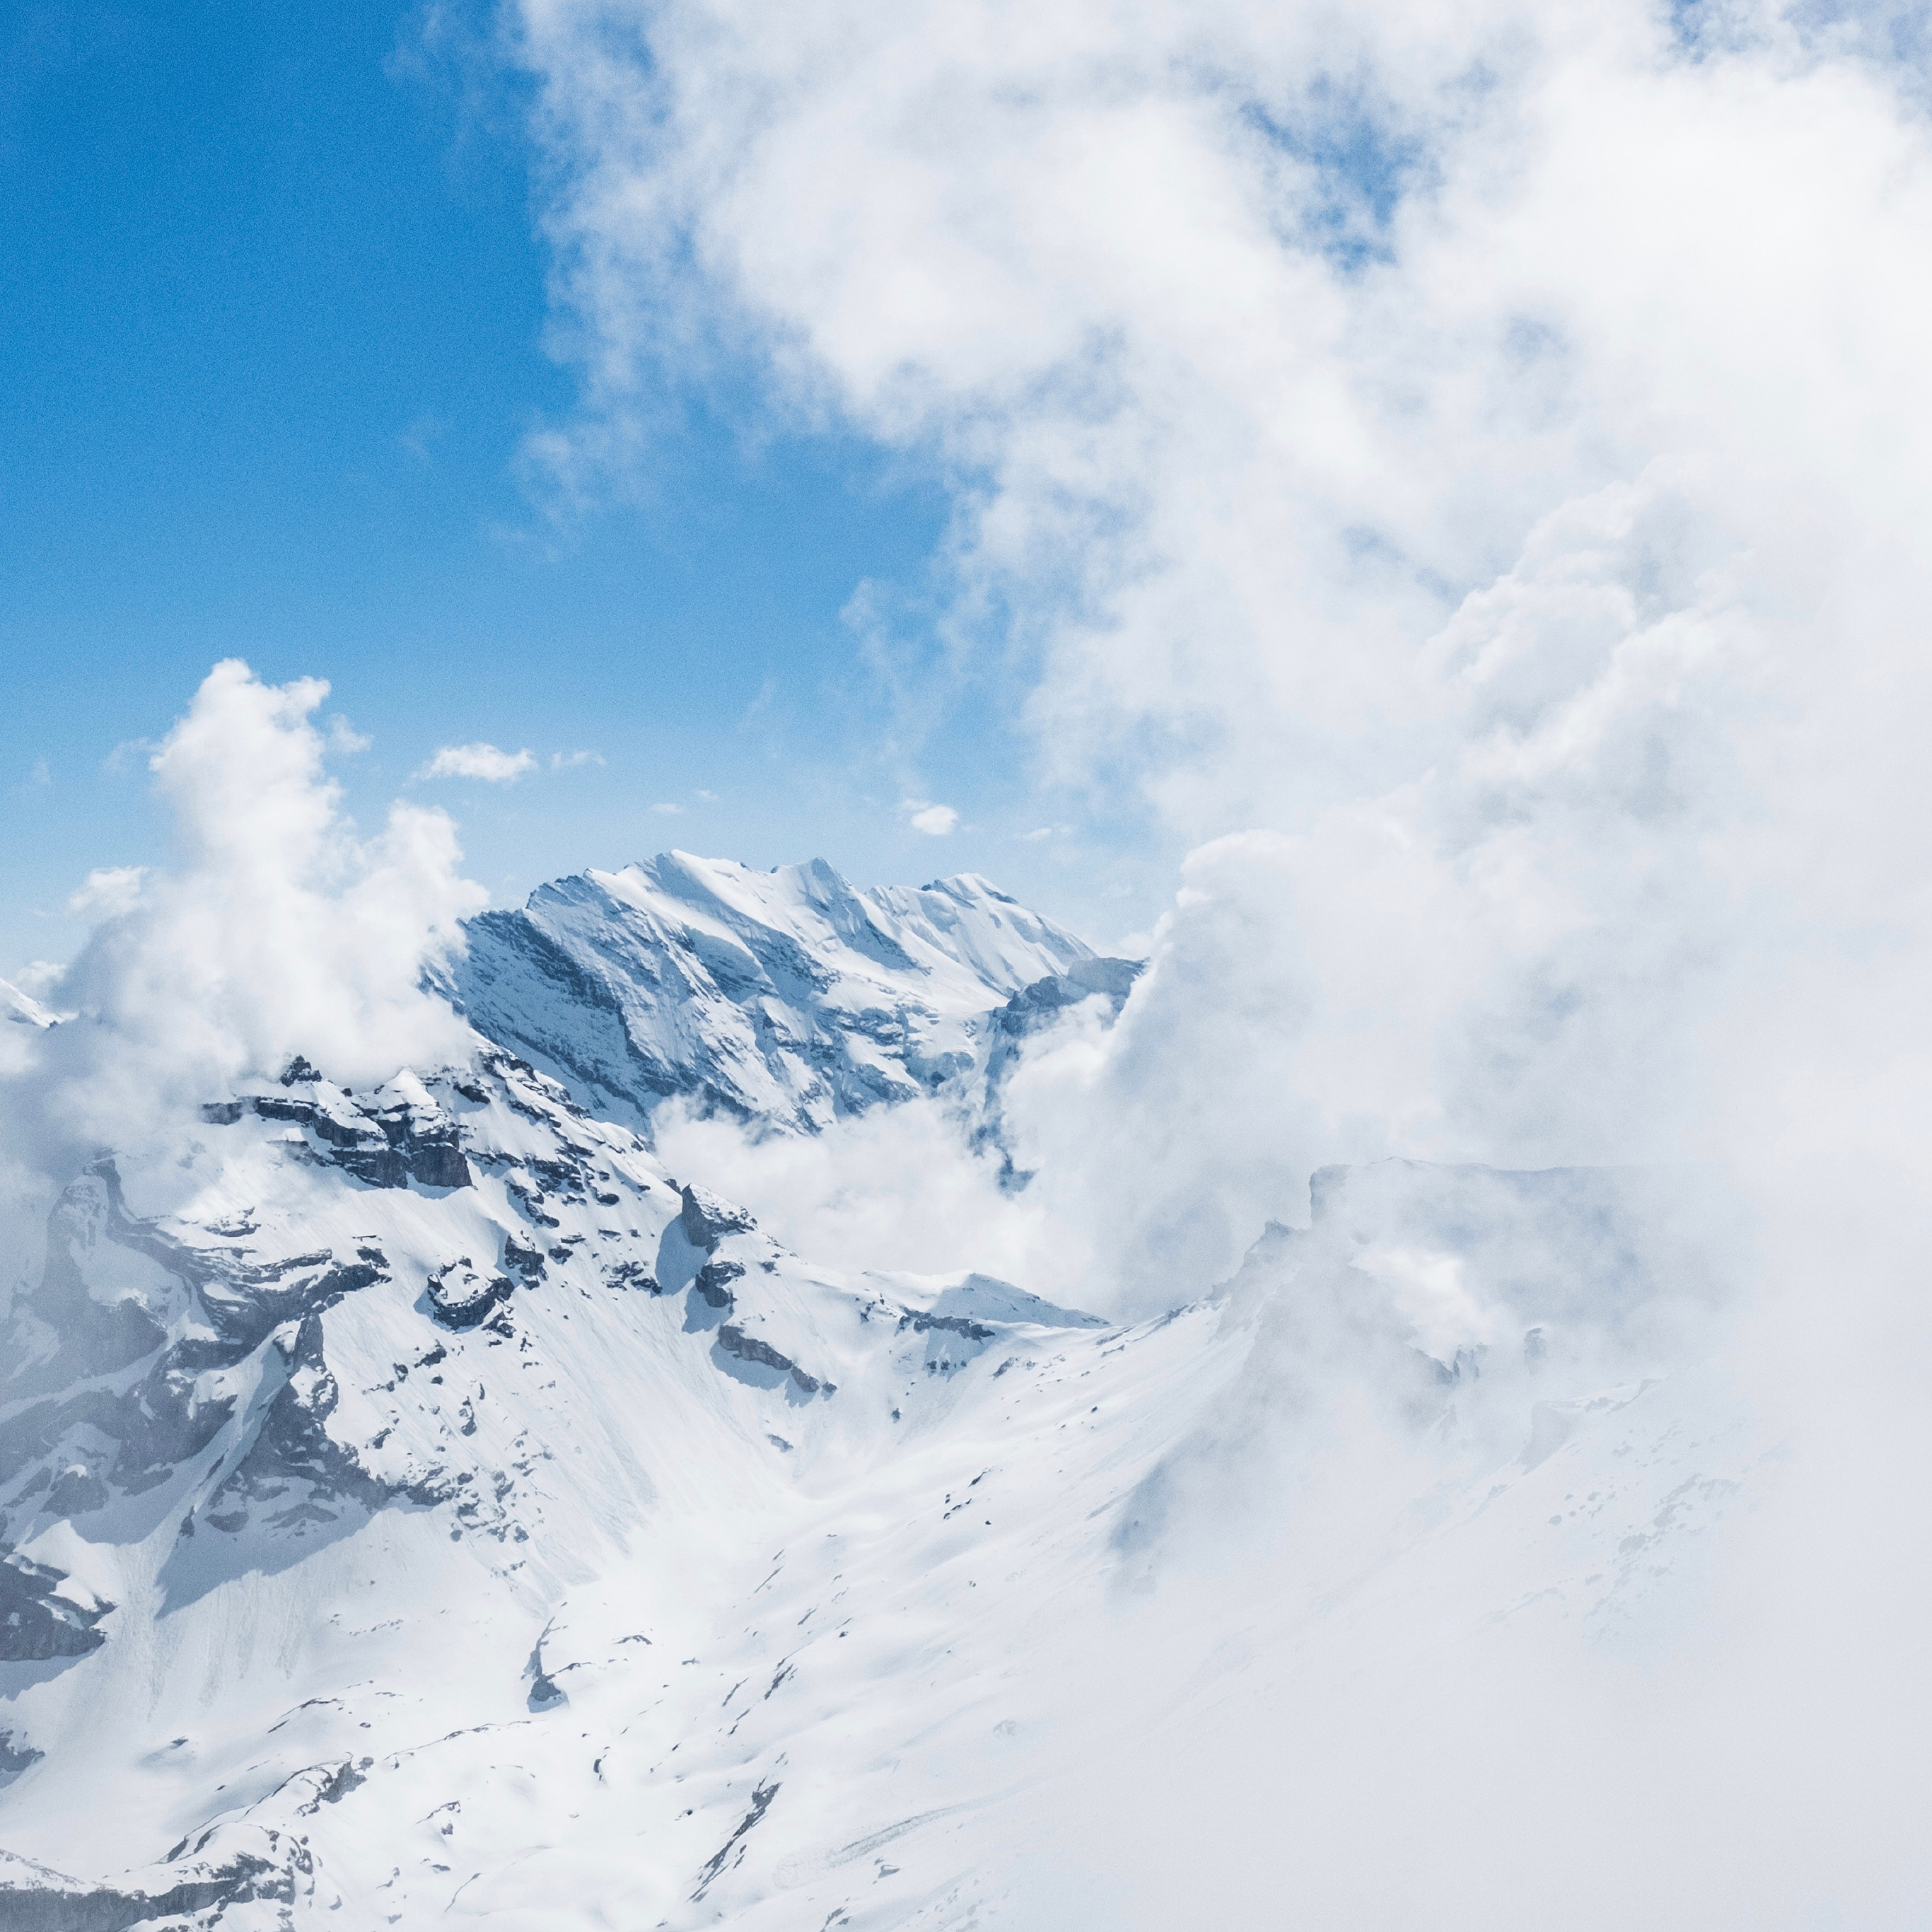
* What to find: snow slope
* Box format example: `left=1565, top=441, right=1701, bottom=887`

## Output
left=448, top=854, right=1104, bottom=1134
left=0, top=861, right=1779, bottom=1928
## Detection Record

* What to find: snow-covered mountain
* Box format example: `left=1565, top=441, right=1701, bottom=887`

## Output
left=448, top=854, right=1114, bottom=1134
left=0, top=979, right=55, bottom=1030
left=0, top=859, right=1766, bottom=1928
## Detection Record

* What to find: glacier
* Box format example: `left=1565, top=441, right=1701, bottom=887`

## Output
left=0, top=857, right=1784, bottom=1928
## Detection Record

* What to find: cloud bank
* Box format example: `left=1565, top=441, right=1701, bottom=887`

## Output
left=506, top=0, right=1932, bottom=1918
left=513, top=0, right=1932, bottom=1273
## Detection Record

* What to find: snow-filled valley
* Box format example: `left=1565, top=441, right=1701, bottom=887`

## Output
left=0, top=857, right=1796, bottom=1928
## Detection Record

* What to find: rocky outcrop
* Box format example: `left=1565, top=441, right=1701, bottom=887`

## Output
left=0, top=1555, right=112, bottom=1663
left=679, top=1184, right=756, bottom=1249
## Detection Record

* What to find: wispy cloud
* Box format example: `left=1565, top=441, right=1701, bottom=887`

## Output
left=398, top=412, right=444, bottom=462
left=651, top=801, right=686, bottom=815
left=418, top=743, right=536, bottom=783
left=67, top=866, right=147, bottom=918
left=551, top=749, right=605, bottom=769
left=11, top=960, right=65, bottom=999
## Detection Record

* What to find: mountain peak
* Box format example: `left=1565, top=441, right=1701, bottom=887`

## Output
left=452, top=853, right=1098, bottom=1135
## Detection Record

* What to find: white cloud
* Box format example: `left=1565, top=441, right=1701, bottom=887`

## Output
left=516, top=0, right=1932, bottom=1207
left=327, top=715, right=371, bottom=755
left=513, top=0, right=1932, bottom=1913
left=419, top=743, right=537, bottom=783
left=907, top=801, right=958, bottom=836
left=651, top=801, right=686, bottom=815
left=67, top=866, right=147, bottom=919
left=5, top=661, right=484, bottom=1161
left=551, top=748, right=605, bottom=769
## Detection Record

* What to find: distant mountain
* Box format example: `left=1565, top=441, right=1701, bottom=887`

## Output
left=448, top=854, right=1110, bottom=1134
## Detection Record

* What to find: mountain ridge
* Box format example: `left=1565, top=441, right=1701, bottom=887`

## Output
left=447, top=851, right=1119, bottom=1136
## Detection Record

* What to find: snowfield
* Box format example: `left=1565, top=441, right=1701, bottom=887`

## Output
left=0, top=863, right=1778, bottom=1928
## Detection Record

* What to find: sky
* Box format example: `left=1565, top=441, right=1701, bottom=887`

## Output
left=0, top=0, right=1142, bottom=984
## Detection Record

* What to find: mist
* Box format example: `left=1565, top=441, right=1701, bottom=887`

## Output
left=499, top=0, right=1932, bottom=1916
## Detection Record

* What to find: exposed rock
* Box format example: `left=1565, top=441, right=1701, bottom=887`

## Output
left=0, top=1555, right=112, bottom=1663
left=714, top=1325, right=832, bottom=1397
left=425, top=1266, right=516, bottom=1332
left=201, top=1316, right=389, bottom=1535
left=679, top=1184, right=756, bottom=1249
left=693, top=1259, right=745, bottom=1310
left=0, top=1730, right=42, bottom=1792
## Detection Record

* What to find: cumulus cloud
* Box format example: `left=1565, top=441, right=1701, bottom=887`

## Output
left=10, top=961, right=66, bottom=1000
left=515, top=0, right=1932, bottom=1248
left=419, top=742, right=536, bottom=782
left=66, top=866, right=147, bottom=919
left=4, top=661, right=484, bottom=1172
left=905, top=801, right=958, bottom=835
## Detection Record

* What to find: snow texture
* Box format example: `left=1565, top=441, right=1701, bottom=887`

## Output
left=0, top=861, right=1765, bottom=1928
left=448, top=852, right=1102, bottom=1134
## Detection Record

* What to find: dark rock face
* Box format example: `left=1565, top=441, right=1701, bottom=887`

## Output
left=0, top=1554, right=112, bottom=1663
left=426, top=1266, right=516, bottom=1332
left=0, top=1728, right=42, bottom=1791
left=201, top=1316, right=391, bottom=1536
left=213, top=1082, right=474, bottom=1192
left=714, top=1325, right=832, bottom=1397
left=679, top=1185, right=756, bottom=1249
left=693, top=1260, right=745, bottom=1311
left=603, top=1260, right=658, bottom=1293
left=502, top=1233, right=547, bottom=1284
left=0, top=1847, right=296, bottom=1931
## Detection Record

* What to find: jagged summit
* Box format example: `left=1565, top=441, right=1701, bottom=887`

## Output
left=448, top=851, right=1103, bottom=1134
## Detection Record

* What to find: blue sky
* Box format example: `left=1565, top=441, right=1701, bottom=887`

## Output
left=0, top=0, right=1153, bottom=979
